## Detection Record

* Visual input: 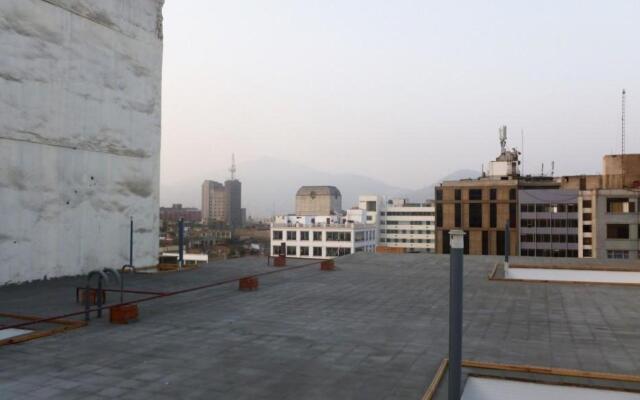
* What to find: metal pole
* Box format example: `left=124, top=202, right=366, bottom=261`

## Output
left=448, top=230, right=465, bottom=400
left=129, top=218, right=133, bottom=269
left=178, top=218, right=184, bottom=270
left=504, top=220, right=510, bottom=272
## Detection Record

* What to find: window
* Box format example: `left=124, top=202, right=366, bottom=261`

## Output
left=313, top=231, right=322, bottom=241
left=582, top=200, right=592, bottom=208
left=313, top=247, right=323, bottom=256
left=607, top=198, right=636, bottom=213
left=583, top=249, right=592, bottom=257
left=300, top=231, right=309, bottom=241
left=469, top=189, right=482, bottom=201
left=286, top=231, right=297, bottom=241
left=455, top=204, right=461, bottom=227
left=536, top=204, right=549, bottom=213
left=490, top=189, right=497, bottom=201
left=287, top=246, right=297, bottom=256
left=482, top=231, right=489, bottom=255
left=567, top=234, right=578, bottom=243
left=455, top=189, right=461, bottom=201
left=436, top=189, right=443, bottom=201
left=608, top=250, right=629, bottom=259
left=355, top=232, right=365, bottom=242
left=509, top=189, right=517, bottom=201
left=583, top=213, right=592, bottom=221
left=469, top=203, right=482, bottom=228
left=520, top=234, right=534, bottom=242
left=496, top=231, right=505, bottom=256
left=326, top=232, right=351, bottom=241
left=366, top=215, right=372, bottom=221
left=272, top=246, right=280, bottom=255
left=300, top=247, right=310, bottom=256
left=490, top=204, right=497, bottom=228
left=326, top=247, right=339, bottom=257
left=583, top=237, right=592, bottom=245
left=509, top=204, right=517, bottom=228
left=607, top=224, right=630, bottom=239
left=273, top=230, right=283, bottom=240
left=436, top=204, right=443, bottom=227
left=567, top=204, right=578, bottom=213
left=366, top=201, right=377, bottom=212
left=583, top=224, right=592, bottom=232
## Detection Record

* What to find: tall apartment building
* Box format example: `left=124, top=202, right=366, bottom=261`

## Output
left=201, top=157, right=244, bottom=228
left=201, top=180, right=227, bottom=225
left=225, top=179, right=242, bottom=228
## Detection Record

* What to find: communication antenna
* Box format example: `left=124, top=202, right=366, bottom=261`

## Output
left=621, top=89, right=626, bottom=184
left=541, top=163, right=544, bottom=177
left=521, top=129, right=524, bottom=176
left=551, top=161, right=555, bottom=177
left=499, top=126, right=507, bottom=153
left=229, top=153, right=237, bottom=180
left=622, top=89, right=626, bottom=157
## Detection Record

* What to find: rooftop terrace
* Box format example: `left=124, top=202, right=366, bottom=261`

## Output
left=1, top=254, right=640, bottom=399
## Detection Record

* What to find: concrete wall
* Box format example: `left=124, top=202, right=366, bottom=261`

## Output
left=0, top=0, right=164, bottom=284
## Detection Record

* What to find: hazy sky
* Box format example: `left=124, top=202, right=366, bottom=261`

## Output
left=161, top=0, right=639, bottom=201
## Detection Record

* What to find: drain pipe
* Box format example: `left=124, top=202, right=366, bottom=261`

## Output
left=448, top=230, right=465, bottom=400
left=504, top=220, right=510, bottom=276
left=178, top=218, right=184, bottom=270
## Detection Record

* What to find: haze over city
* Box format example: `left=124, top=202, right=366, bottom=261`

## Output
left=4, top=2, right=640, bottom=399
left=161, top=0, right=639, bottom=212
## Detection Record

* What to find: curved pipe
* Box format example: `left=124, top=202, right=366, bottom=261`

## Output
left=102, top=268, right=121, bottom=286
left=85, top=270, right=109, bottom=321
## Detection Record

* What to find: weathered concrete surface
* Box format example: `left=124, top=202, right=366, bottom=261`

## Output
left=1, top=254, right=640, bottom=399
left=0, top=0, right=164, bottom=284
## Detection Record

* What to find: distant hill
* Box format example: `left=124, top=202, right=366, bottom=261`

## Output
left=159, top=159, right=480, bottom=218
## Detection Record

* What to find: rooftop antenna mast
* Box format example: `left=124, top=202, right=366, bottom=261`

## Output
left=521, top=129, right=524, bottom=176
left=499, top=126, right=507, bottom=154
left=621, top=89, right=626, bottom=184
left=229, top=153, right=237, bottom=180
left=622, top=89, right=626, bottom=157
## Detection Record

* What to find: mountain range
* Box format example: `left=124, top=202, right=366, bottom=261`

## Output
left=160, top=157, right=479, bottom=218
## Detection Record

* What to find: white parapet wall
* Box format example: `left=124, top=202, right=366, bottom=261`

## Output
left=0, top=0, right=164, bottom=284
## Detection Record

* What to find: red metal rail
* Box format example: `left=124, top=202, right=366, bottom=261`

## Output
left=0, top=258, right=326, bottom=331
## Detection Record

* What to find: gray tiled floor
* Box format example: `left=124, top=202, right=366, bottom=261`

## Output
left=1, top=254, right=640, bottom=399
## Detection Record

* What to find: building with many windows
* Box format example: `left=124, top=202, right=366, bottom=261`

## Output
left=435, top=127, right=640, bottom=260
left=270, top=214, right=376, bottom=259
left=377, top=198, right=436, bottom=253
left=518, top=190, right=580, bottom=257
left=201, top=180, right=228, bottom=225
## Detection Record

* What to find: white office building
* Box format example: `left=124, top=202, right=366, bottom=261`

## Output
left=270, top=214, right=376, bottom=259
left=359, top=196, right=436, bottom=253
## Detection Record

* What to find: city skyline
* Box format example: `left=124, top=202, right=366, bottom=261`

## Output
left=161, top=0, right=639, bottom=205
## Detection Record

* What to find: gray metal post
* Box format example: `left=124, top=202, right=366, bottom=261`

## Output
left=448, top=230, right=465, bottom=400
left=178, top=218, right=184, bottom=269
left=504, top=220, right=510, bottom=263
left=129, top=218, right=133, bottom=269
